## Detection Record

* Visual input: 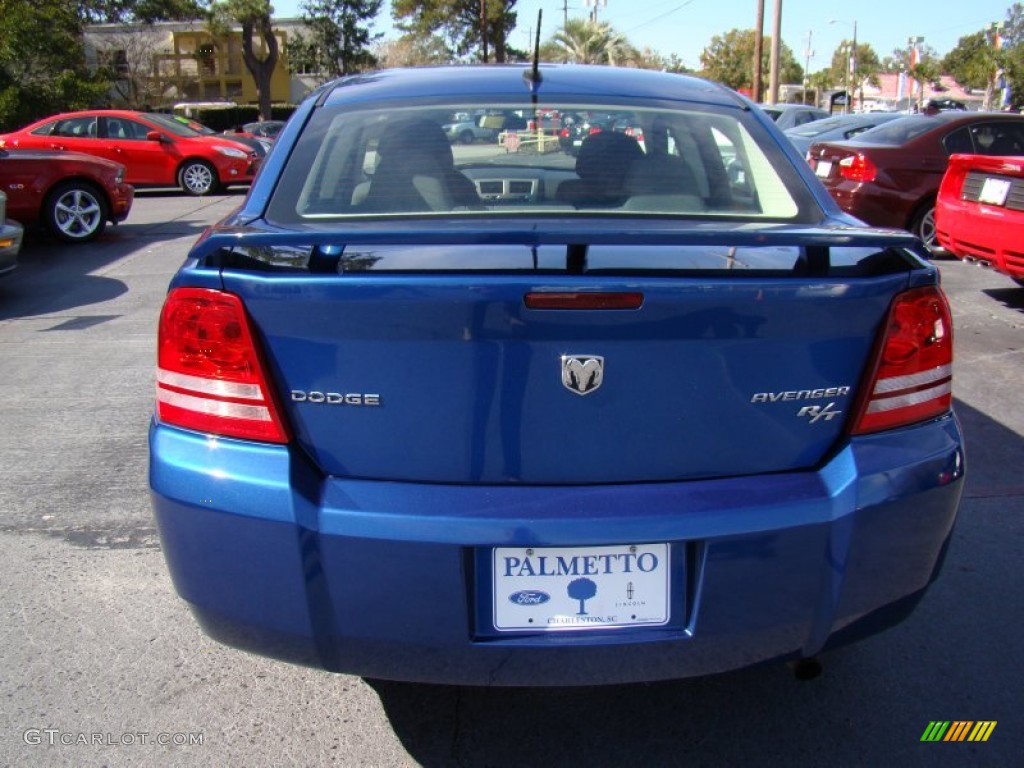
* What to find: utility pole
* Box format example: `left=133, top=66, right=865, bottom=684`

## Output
left=803, top=30, right=813, bottom=106
left=480, top=0, right=488, bottom=63
left=768, top=0, right=782, bottom=105
left=753, top=0, right=765, bottom=103
left=585, top=0, right=607, bottom=24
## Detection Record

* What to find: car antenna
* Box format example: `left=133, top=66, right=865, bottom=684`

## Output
left=523, top=10, right=543, bottom=145
left=523, top=10, right=543, bottom=90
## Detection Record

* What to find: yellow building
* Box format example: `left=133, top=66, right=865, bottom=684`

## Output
left=84, top=19, right=316, bottom=109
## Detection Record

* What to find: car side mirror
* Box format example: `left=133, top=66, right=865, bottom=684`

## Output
left=146, top=131, right=169, bottom=143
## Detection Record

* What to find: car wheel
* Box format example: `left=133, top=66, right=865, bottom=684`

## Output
left=910, top=203, right=937, bottom=250
left=459, top=130, right=475, bottom=145
left=178, top=160, right=220, bottom=196
left=43, top=181, right=108, bottom=243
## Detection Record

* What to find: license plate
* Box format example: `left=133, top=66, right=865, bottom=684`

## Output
left=573, top=139, right=583, bottom=147
left=492, top=543, right=670, bottom=631
left=979, top=177, right=1011, bottom=205
left=815, top=160, right=833, bottom=178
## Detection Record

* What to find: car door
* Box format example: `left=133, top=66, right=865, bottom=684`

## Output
left=99, top=116, right=179, bottom=187
left=35, top=116, right=99, bottom=156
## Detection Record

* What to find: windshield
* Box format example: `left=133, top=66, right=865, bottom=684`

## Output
left=145, top=113, right=204, bottom=138
left=268, top=101, right=812, bottom=223
left=788, top=117, right=850, bottom=138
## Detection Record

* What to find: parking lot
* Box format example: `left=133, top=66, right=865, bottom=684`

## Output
left=0, top=190, right=1020, bottom=766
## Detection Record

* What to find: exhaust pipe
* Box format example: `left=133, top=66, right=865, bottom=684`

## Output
left=789, top=657, right=823, bottom=681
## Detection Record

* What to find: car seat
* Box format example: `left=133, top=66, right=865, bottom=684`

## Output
left=360, top=118, right=480, bottom=212
left=556, top=131, right=645, bottom=207
left=622, top=153, right=705, bottom=212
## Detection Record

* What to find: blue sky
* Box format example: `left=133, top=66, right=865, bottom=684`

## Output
left=271, top=1, right=1016, bottom=71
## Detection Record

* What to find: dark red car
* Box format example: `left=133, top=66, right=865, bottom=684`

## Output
left=0, top=147, right=134, bottom=242
left=807, top=112, right=1024, bottom=249
left=0, top=110, right=259, bottom=196
left=936, top=152, right=1024, bottom=286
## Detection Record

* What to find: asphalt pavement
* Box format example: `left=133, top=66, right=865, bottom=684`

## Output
left=0, top=191, right=1020, bottom=767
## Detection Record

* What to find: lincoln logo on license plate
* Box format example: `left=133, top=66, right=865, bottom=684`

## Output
left=562, top=355, right=604, bottom=395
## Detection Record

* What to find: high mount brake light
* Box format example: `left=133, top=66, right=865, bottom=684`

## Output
left=839, top=153, right=878, bottom=183
left=850, top=286, right=954, bottom=435
left=156, top=287, right=289, bottom=443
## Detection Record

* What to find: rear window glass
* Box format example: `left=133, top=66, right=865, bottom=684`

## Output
left=267, top=102, right=809, bottom=223
left=848, top=116, right=935, bottom=145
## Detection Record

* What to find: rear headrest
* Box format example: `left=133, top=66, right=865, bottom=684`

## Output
left=376, top=118, right=454, bottom=172
left=575, top=131, right=645, bottom=183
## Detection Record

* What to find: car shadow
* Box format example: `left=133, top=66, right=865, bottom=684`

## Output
left=982, top=286, right=1024, bottom=313
left=366, top=398, right=1020, bottom=766
left=0, top=190, right=245, bottom=321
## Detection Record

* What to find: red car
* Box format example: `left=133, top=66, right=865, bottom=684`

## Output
left=936, top=153, right=1024, bottom=286
left=0, top=110, right=259, bottom=196
left=0, top=147, right=133, bottom=242
left=807, top=112, right=1024, bottom=249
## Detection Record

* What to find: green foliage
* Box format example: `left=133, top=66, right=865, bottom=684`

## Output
left=0, top=0, right=109, bottom=130
left=549, top=18, right=633, bottom=66
left=377, top=34, right=454, bottom=67
left=209, top=0, right=279, bottom=118
left=78, top=0, right=209, bottom=23
left=299, top=0, right=384, bottom=77
left=392, top=0, right=517, bottom=62
left=942, top=32, right=993, bottom=91
left=699, top=29, right=802, bottom=91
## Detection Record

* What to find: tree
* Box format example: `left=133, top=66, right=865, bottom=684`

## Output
left=0, top=0, right=109, bottom=130
left=828, top=40, right=881, bottom=108
left=942, top=32, right=992, bottom=91
left=299, top=0, right=383, bottom=79
left=374, top=34, right=451, bottom=67
left=548, top=18, right=633, bottom=66
left=632, top=50, right=690, bottom=74
left=92, top=27, right=166, bottom=109
left=567, top=577, right=597, bottom=615
left=209, top=0, right=279, bottom=119
left=78, top=0, right=208, bottom=23
left=392, top=0, right=517, bottom=63
left=699, top=29, right=802, bottom=93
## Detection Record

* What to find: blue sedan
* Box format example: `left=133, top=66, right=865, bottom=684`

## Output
left=149, top=65, right=964, bottom=686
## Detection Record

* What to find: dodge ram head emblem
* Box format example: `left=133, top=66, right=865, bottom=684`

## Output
left=561, top=355, right=604, bottom=396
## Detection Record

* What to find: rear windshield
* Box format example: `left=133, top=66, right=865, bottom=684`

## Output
left=267, top=101, right=814, bottom=223
left=847, top=116, right=935, bottom=145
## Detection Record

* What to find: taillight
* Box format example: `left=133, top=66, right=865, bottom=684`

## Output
left=588, top=126, right=603, bottom=135
left=839, top=153, right=878, bottom=182
left=156, top=287, right=289, bottom=443
left=850, top=286, right=953, bottom=435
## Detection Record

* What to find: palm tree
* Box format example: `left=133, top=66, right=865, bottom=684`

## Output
left=551, top=18, right=632, bottom=66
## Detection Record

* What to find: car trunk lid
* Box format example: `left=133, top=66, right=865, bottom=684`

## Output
left=197, top=224, right=927, bottom=485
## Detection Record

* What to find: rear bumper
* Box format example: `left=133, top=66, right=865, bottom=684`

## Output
left=150, top=416, right=964, bottom=686
left=825, top=180, right=916, bottom=231
left=936, top=201, right=1024, bottom=280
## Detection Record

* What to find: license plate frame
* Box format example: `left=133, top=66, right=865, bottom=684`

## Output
left=491, top=543, right=671, bottom=632
left=814, top=160, right=833, bottom=178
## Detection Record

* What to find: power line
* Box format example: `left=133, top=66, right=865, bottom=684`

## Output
left=624, top=0, right=696, bottom=35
